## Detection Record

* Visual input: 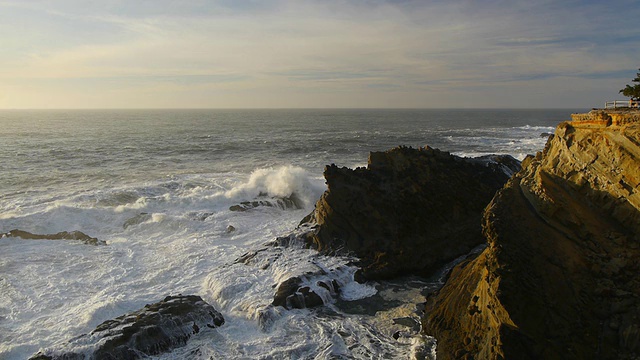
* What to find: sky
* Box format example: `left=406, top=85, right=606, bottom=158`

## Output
left=1, top=0, right=639, bottom=109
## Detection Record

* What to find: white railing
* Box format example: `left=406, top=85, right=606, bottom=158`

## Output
left=605, top=100, right=639, bottom=109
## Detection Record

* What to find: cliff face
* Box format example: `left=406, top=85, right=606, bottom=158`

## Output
left=423, top=116, right=640, bottom=359
left=299, top=146, right=520, bottom=280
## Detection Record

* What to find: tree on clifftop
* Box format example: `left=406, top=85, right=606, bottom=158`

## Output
left=619, top=68, right=640, bottom=100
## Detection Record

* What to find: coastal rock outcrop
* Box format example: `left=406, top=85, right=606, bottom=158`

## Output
left=30, top=295, right=224, bottom=360
left=229, top=194, right=304, bottom=212
left=234, top=248, right=344, bottom=310
left=423, top=115, right=640, bottom=359
left=272, top=276, right=337, bottom=309
left=2, top=229, right=105, bottom=245
left=298, top=146, right=519, bottom=280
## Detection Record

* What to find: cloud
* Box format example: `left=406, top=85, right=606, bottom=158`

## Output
left=1, top=0, right=639, bottom=108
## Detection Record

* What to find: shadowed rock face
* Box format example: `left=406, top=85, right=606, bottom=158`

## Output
left=299, top=146, right=519, bottom=280
left=30, top=295, right=224, bottom=360
left=272, top=276, right=335, bottom=310
left=423, top=121, right=640, bottom=359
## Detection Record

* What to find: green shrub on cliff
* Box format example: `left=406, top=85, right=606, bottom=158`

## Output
left=620, top=68, right=640, bottom=100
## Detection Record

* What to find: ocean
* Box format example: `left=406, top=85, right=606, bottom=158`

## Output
left=0, top=109, right=577, bottom=359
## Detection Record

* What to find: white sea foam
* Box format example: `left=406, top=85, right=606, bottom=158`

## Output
left=0, top=165, right=324, bottom=358
left=0, top=109, right=566, bottom=359
left=223, top=165, right=325, bottom=208
left=339, top=280, right=379, bottom=301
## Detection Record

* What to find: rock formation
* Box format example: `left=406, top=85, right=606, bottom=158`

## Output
left=272, top=276, right=336, bottom=309
left=123, top=213, right=152, bottom=229
left=229, top=194, right=304, bottom=212
left=2, top=229, right=105, bottom=245
left=297, top=146, right=520, bottom=280
left=234, top=248, right=343, bottom=310
left=423, top=112, right=640, bottom=359
left=30, top=295, right=224, bottom=360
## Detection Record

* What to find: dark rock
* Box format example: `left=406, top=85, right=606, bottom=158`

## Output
left=294, top=287, right=324, bottom=309
left=234, top=250, right=263, bottom=265
left=2, top=229, right=105, bottom=246
left=272, top=276, right=335, bottom=309
left=298, top=146, right=518, bottom=280
left=29, top=295, right=224, bottom=360
left=123, top=213, right=152, bottom=229
left=273, top=277, right=303, bottom=308
left=469, top=154, right=522, bottom=177
left=229, top=194, right=304, bottom=212
left=226, top=225, right=236, bottom=233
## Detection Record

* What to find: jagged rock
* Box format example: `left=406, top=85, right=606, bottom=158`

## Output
left=272, top=276, right=338, bottom=309
left=299, top=146, right=519, bottom=280
left=423, top=117, right=640, bottom=359
left=2, top=229, right=105, bottom=245
left=229, top=194, right=304, bottom=212
left=29, top=295, right=224, bottom=360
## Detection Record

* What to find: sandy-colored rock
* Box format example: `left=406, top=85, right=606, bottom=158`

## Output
left=423, top=117, right=640, bottom=359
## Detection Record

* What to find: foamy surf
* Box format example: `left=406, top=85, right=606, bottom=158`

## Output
left=0, top=165, right=327, bottom=358
left=0, top=109, right=573, bottom=359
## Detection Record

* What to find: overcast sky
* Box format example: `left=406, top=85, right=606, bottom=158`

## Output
left=1, top=0, right=639, bottom=109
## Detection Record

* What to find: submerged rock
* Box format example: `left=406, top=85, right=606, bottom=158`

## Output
left=229, top=193, right=304, bottom=212
left=298, top=146, right=519, bottom=280
left=2, top=229, right=105, bottom=246
left=30, top=295, right=224, bottom=360
left=230, top=242, right=352, bottom=312
left=423, top=117, right=640, bottom=359
left=122, top=212, right=152, bottom=229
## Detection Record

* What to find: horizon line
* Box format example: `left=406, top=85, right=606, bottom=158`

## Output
left=0, top=106, right=591, bottom=111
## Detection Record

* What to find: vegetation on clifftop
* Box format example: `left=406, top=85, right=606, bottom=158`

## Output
left=620, top=68, right=640, bottom=100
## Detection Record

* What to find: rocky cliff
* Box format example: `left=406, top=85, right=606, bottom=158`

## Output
left=423, top=111, right=640, bottom=359
left=297, top=146, right=520, bottom=280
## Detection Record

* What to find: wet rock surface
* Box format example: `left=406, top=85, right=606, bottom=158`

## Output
left=229, top=194, right=304, bottom=212
left=298, top=146, right=519, bottom=280
left=122, top=213, right=152, bottom=229
left=423, top=119, right=640, bottom=359
left=2, top=229, right=105, bottom=245
left=29, top=295, right=224, bottom=360
left=272, top=275, right=341, bottom=310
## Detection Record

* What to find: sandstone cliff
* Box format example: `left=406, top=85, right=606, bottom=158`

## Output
left=423, top=111, right=640, bottom=359
left=297, top=146, right=520, bottom=280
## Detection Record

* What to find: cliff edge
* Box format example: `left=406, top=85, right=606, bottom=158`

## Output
left=423, top=111, right=640, bottom=359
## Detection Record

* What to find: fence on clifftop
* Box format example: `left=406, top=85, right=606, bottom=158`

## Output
left=605, top=100, right=639, bottom=109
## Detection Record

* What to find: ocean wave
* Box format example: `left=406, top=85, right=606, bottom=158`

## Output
left=515, top=125, right=556, bottom=131
left=223, top=165, right=325, bottom=209
left=1, top=109, right=567, bottom=359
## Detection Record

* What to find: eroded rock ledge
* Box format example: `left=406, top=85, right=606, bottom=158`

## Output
left=2, top=229, right=105, bottom=246
left=295, top=146, right=520, bottom=280
left=423, top=115, right=640, bottom=359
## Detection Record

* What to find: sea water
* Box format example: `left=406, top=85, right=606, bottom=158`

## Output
left=0, top=109, right=577, bottom=359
